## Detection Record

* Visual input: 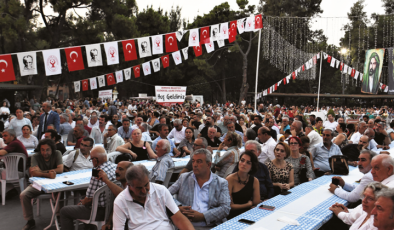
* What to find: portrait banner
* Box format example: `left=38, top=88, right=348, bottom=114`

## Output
left=388, top=48, right=394, bottom=94
left=17, top=52, right=38, bottom=76
left=362, top=49, right=385, bottom=94
left=85, top=44, right=103, bottom=67
left=97, top=75, right=106, bottom=88
left=74, top=81, right=80, bottom=92
left=138, top=37, right=152, bottom=58
left=123, top=68, right=132, bottom=80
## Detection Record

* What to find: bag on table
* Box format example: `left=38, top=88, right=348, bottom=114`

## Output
left=329, top=155, right=349, bottom=175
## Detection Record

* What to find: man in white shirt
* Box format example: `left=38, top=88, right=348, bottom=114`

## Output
left=168, top=119, right=186, bottom=145
left=139, top=123, right=152, bottom=142
left=257, top=127, right=276, bottom=164
left=371, top=154, right=394, bottom=187
left=323, top=114, right=338, bottom=131
left=63, top=137, right=94, bottom=171
left=104, top=124, right=125, bottom=153
left=371, top=187, right=394, bottom=230
left=90, top=115, right=107, bottom=144
left=328, top=150, right=376, bottom=202
left=305, top=125, right=322, bottom=151
left=113, top=164, right=194, bottom=230
left=87, top=115, right=99, bottom=129
left=131, top=117, right=143, bottom=130
left=349, top=122, right=367, bottom=144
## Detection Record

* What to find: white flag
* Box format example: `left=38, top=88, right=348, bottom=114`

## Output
left=305, top=61, right=310, bottom=70
left=89, top=77, right=97, bottom=90
left=176, top=30, right=188, bottom=42
left=142, top=62, right=151, bottom=76
left=74, top=81, right=80, bottom=92
left=330, top=57, right=336, bottom=67
left=85, top=44, right=103, bottom=67
left=138, top=37, right=152, bottom=58
left=343, top=64, right=348, bottom=74
left=385, top=86, right=389, bottom=92
left=151, top=58, right=161, bottom=72
left=278, top=80, right=282, bottom=87
left=308, top=59, right=313, bottom=69
left=245, top=16, right=254, bottom=32
left=42, top=49, right=62, bottom=76
left=237, top=18, right=245, bottom=34
left=172, top=51, right=182, bottom=65
left=335, top=59, right=340, bottom=68
left=205, top=40, right=215, bottom=53
left=103, top=42, right=119, bottom=65
left=317, top=53, right=320, bottom=59
left=323, top=53, right=328, bottom=59
left=97, top=75, right=106, bottom=88
left=220, top=23, right=229, bottom=40
left=17, top=52, right=38, bottom=76
left=115, top=70, right=123, bottom=83
left=182, top=47, right=189, bottom=60
left=354, top=71, right=360, bottom=80
left=189, top=29, right=200, bottom=47
left=217, top=39, right=225, bottom=48
left=151, top=35, right=163, bottom=55
left=211, top=24, right=220, bottom=41
left=124, top=68, right=132, bottom=80
left=286, top=75, right=291, bottom=83
left=347, top=67, right=353, bottom=75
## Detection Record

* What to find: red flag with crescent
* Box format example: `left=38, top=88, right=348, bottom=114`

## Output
left=161, top=55, right=170, bottom=68
left=229, top=20, right=237, bottom=43
left=193, top=45, right=203, bottom=57
left=65, top=47, right=84, bottom=72
left=327, top=55, right=332, bottom=64
left=200, top=27, right=210, bottom=44
left=255, top=14, right=263, bottom=29
left=133, top=65, right=141, bottom=78
left=122, top=40, right=138, bottom=61
left=340, top=62, right=344, bottom=71
left=0, top=54, right=16, bottom=82
left=81, top=79, right=89, bottom=91
left=165, top=33, right=178, bottom=53
left=106, top=73, right=115, bottom=85
left=283, top=77, right=287, bottom=85
left=292, top=72, right=296, bottom=80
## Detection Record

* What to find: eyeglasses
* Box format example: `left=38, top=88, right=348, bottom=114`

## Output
left=89, top=157, right=98, bottom=162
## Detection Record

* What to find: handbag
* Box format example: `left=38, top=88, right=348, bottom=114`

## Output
left=329, top=155, right=349, bottom=175
left=298, top=156, right=308, bottom=184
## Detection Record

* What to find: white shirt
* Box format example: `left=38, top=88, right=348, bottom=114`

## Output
left=88, top=119, right=99, bottom=129
left=381, top=174, right=394, bottom=187
left=17, top=135, right=39, bottom=149
left=168, top=126, right=186, bottom=144
left=192, top=172, right=213, bottom=227
left=271, top=126, right=280, bottom=136
left=69, top=120, right=76, bottom=129
left=90, top=126, right=107, bottom=144
left=323, top=120, right=338, bottom=131
left=307, top=130, right=323, bottom=151
left=338, top=204, right=377, bottom=230
left=334, top=171, right=373, bottom=202
left=0, top=107, right=10, bottom=115
left=259, top=137, right=276, bottom=164
left=63, top=150, right=93, bottom=171
left=113, top=183, right=179, bottom=230
left=350, top=132, right=362, bottom=144
left=106, top=133, right=125, bottom=153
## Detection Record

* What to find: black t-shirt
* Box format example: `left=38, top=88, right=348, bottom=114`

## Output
left=235, top=123, right=243, bottom=133
left=200, top=125, right=222, bottom=139
left=192, top=121, right=202, bottom=129
left=374, top=132, right=386, bottom=145
left=56, top=142, right=67, bottom=154
left=252, top=124, right=262, bottom=134
left=269, top=128, right=277, bottom=140
left=206, top=137, right=222, bottom=147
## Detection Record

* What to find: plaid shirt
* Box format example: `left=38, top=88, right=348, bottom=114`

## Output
left=86, top=161, right=117, bottom=207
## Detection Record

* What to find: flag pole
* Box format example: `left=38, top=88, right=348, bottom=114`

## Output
left=254, top=29, right=262, bottom=113
left=317, top=51, right=323, bottom=112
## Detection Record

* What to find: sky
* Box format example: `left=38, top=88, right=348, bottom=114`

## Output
left=47, top=0, right=387, bottom=46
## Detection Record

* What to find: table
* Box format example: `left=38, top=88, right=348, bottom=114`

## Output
left=212, top=166, right=363, bottom=230
left=28, top=155, right=190, bottom=230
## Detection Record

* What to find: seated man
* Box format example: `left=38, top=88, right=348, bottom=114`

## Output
left=0, top=129, right=27, bottom=158
left=290, top=120, right=305, bottom=138
left=364, top=128, right=378, bottom=150
left=59, top=113, right=72, bottom=136
left=150, top=139, right=175, bottom=184
left=45, top=129, right=67, bottom=154
left=20, top=139, right=63, bottom=230
left=313, top=117, right=324, bottom=136
left=257, top=127, right=276, bottom=164
left=152, top=124, right=181, bottom=157
left=179, top=137, right=208, bottom=175
left=60, top=146, right=116, bottom=229
left=168, top=119, right=186, bottom=145
left=169, top=149, right=231, bottom=228
left=113, top=164, right=194, bottom=230
left=349, top=122, right=367, bottom=144
left=199, top=116, right=222, bottom=139
left=63, top=137, right=94, bottom=171
left=371, top=154, right=394, bottom=187
left=341, top=135, right=370, bottom=163
left=305, top=125, right=322, bottom=150
left=328, top=150, right=375, bottom=202
left=104, top=124, right=125, bottom=153
left=233, top=140, right=274, bottom=200
left=279, top=116, right=290, bottom=134
left=311, top=129, right=342, bottom=177
left=138, top=123, right=152, bottom=142
left=67, top=124, right=89, bottom=146
left=374, top=121, right=390, bottom=149
left=220, top=122, right=244, bottom=144
left=244, top=128, right=257, bottom=143
left=90, top=115, right=108, bottom=144
left=371, top=187, right=394, bottom=229
left=117, top=118, right=133, bottom=141
left=206, top=126, right=221, bottom=149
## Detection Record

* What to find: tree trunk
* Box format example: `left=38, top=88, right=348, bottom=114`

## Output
left=239, top=54, right=249, bottom=105
left=221, top=69, right=227, bottom=103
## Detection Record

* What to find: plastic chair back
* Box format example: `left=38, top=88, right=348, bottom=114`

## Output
left=162, top=168, right=175, bottom=188
left=0, top=153, right=26, bottom=180
left=61, top=134, right=68, bottom=145
left=107, top=151, right=122, bottom=163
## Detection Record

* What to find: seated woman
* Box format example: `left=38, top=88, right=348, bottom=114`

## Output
left=226, top=151, right=260, bottom=219
left=178, top=127, right=194, bottom=155
left=330, top=182, right=387, bottom=230
left=213, top=131, right=242, bottom=178
left=333, top=123, right=348, bottom=148
left=286, top=137, right=314, bottom=185
left=299, top=136, right=315, bottom=170
left=347, top=124, right=356, bottom=142
left=17, top=125, right=38, bottom=149
left=115, top=129, right=157, bottom=162
left=265, top=142, right=294, bottom=196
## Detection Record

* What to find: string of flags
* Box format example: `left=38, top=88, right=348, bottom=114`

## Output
left=261, top=51, right=389, bottom=98
left=0, top=14, right=263, bottom=87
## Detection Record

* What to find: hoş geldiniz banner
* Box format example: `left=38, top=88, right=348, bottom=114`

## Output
left=388, top=48, right=394, bottom=94
left=98, top=90, right=113, bottom=101
left=155, top=86, right=187, bottom=106
left=362, top=48, right=385, bottom=94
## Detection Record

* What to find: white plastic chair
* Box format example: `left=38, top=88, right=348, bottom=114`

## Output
left=61, top=134, right=68, bottom=145
left=162, top=168, right=175, bottom=188
left=107, top=151, right=122, bottom=163
left=0, top=152, right=27, bottom=205
left=75, top=185, right=114, bottom=230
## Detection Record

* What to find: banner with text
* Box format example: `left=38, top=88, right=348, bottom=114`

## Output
left=98, top=90, right=113, bottom=101
left=155, top=86, right=187, bottom=106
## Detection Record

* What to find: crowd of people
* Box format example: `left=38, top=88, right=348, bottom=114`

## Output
left=1, top=97, right=394, bottom=230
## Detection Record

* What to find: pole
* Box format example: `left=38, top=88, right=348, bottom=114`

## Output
left=254, top=29, right=262, bottom=112
left=317, top=51, right=323, bottom=112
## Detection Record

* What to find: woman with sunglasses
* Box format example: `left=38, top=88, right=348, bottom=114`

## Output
left=213, top=132, right=242, bottom=178
left=226, top=151, right=260, bottom=219
left=265, top=142, right=294, bottom=196
left=286, top=137, right=314, bottom=185
left=330, top=182, right=387, bottom=230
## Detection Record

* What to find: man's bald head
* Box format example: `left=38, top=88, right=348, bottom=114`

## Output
left=90, top=146, right=107, bottom=166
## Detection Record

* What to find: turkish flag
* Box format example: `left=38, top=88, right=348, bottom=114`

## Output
left=64, top=47, right=84, bottom=72
left=106, top=73, right=115, bottom=85
left=0, top=54, right=16, bottom=82
left=165, top=33, right=178, bottom=53
left=161, top=55, right=170, bottom=68
left=200, top=27, right=210, bottom=44
left=193, top=45, right=203, bottom=57
left=382, top=84, right=387, bottom=90
left=313, top=55, right=317, bottom=64
left=133, top=65, right=141, bottom=78
left=122, top=40, right=138, bottom=61
left=302, top=65, right=305, bottom=71
left=81, top=79, right=89, bottom=91
left=255, top=14, right=263, bottom=29
left=283, top=77, right=286, bottom=85
left=351, top=68, right=356, bottom=77
left=327, top=55, right=332, bottom=64
left=340, top=62, right=344, bottom=71
left=267, top=88, right=270, bottom=94
left=275, top=83, right=278, bottom=91
left=292, top=72, right=296, bottom=80
left=229, top=20, right=237, bottom=43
